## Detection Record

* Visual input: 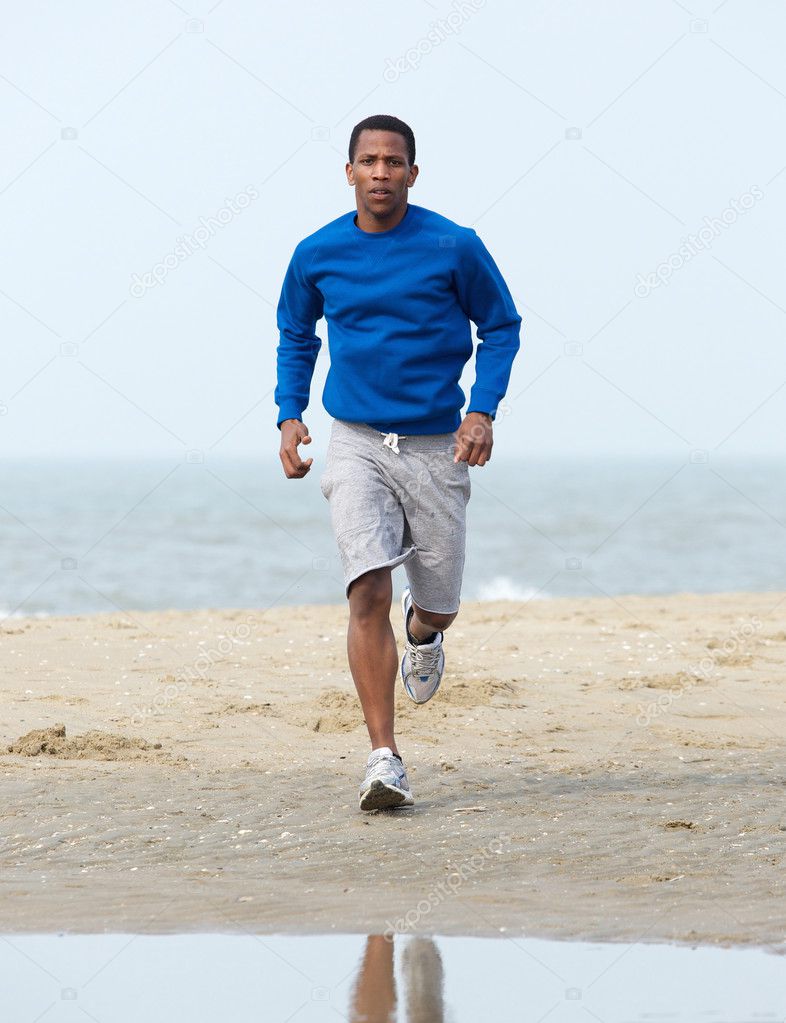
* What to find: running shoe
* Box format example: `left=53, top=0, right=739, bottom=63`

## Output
left=358, top=746, right=415, bottom=811
left=400, top=587, right=445, bottom=705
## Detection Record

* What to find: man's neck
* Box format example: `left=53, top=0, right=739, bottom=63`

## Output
left=354, top=203, right=409, bottom=234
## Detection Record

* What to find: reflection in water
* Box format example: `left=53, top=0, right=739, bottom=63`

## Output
left=403, top=938, right=445, bottom=1023
left=1, top=931, right=784, bottom=1020
left=350, top=935, right=445, bottom=1023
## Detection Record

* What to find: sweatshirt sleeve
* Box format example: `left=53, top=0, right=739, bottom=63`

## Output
left=274, top=244, right=325, bottom=428
left=453, top=229, right=522, bottom=420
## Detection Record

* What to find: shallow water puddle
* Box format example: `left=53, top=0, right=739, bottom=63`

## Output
left=1, top=932, right=783, bottom=1020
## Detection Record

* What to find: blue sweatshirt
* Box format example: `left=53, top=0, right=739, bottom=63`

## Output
left=274, top=202, right=522, bottom=434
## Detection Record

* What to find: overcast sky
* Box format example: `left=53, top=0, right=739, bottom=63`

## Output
left=2, top=0, right=785, bottom=461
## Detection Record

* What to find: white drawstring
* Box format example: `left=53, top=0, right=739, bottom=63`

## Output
left=381, top=431, right=407, bottom=454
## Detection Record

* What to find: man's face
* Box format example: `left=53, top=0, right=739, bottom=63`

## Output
left=346, top=129, right=418, bottom=220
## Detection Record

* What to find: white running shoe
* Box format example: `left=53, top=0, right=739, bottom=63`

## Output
left=400, top=587, right=445, bottom=705
left=358, top=746, right=415, bottom=811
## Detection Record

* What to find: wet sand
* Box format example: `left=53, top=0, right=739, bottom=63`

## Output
left=1, top=592, right=785, bottom=945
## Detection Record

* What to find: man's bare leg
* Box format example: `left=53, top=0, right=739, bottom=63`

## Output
left=407, top=598, right=458, bottom=642
left=347, top=570, right=461, bottom=750
left=347, top=568, right=399, bottom=753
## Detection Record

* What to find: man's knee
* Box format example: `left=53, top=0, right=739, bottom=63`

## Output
left=413, top=601, right=457, bottom=632
left=348, top=568, right=392, bottom=619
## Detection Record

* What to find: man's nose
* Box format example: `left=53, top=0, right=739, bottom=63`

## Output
left=372, top=161, right=390, bottom=178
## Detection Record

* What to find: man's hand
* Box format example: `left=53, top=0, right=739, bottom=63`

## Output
left=279, top=419, right=313, bottom=478
left=454, top=411, right=493, bottom=466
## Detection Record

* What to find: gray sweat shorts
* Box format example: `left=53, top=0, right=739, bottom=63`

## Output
left=319, top=419, right=471, bottom=613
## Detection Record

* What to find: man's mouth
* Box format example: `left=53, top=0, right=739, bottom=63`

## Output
left=369, top=189, right=391, bottom=197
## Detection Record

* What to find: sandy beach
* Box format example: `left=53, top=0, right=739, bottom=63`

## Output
left=1, top=591, right=784, bottom=946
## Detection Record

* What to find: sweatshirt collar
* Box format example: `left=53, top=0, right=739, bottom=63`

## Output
left=351, top=203, right=419, bottom=239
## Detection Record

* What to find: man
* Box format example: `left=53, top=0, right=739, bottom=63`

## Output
left=275, top=114, right=521, bottom=812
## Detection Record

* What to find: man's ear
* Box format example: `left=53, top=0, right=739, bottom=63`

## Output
left=408, top=164, right=419, bottom=187
left=346, top=162, right=354, bottom=186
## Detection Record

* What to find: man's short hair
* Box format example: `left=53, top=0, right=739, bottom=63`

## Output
left=348, top=115, right=416, bottom=166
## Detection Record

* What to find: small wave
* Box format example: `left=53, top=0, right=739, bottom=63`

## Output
left=0, top=608, right=52, bottom=621
left=474, top=576, right=551, bottom=602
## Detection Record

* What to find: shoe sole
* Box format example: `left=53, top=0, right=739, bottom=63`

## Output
left=400, top=587, right=417, bottom=704
left=359, top=779, right=414, bottom=811
left=401, top=587, right=412, bottom=640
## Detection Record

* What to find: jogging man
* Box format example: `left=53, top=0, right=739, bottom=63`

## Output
left=275, top=114, right=521, bottom=811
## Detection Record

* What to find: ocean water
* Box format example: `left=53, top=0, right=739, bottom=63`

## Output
left=1, top=456, right=784, bottom=618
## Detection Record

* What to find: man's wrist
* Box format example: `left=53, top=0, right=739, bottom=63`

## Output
left=467, top=410, right=492, bottom=422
